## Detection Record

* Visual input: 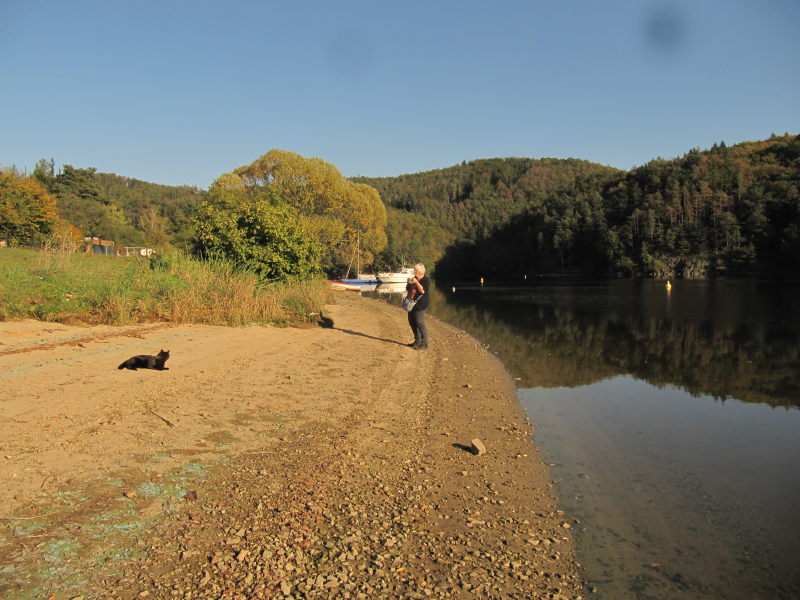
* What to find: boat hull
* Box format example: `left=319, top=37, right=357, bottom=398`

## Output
left=376, top=267, right=414, bottom=284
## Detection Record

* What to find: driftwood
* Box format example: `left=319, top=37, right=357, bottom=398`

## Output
left=148, top=409, right=175, bottom=428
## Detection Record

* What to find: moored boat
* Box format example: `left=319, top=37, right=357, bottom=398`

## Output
left=339, top=277, right=380, bottom=285
left=329, top=280, right=361, bottom=291
left=376, top=266, right=414, bottom=284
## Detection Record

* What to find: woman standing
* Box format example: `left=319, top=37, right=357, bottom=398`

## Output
left=406, top=263, right=431, bottom=349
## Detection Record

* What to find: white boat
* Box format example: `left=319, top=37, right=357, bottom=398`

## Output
left=376, top=266, right=415, bottom=284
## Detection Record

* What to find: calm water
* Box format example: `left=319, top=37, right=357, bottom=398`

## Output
left=387, top=279, right=800, bottom=599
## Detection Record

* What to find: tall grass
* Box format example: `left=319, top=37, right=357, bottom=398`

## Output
left=0, top=247, right=332, bottom=326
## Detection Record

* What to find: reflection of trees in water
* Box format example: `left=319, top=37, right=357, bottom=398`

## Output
left=432, top=288, right=800, bottom=409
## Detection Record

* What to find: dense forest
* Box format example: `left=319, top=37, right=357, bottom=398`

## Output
left=359, top=135, right=800, bottom=278
left=0, top=158, right=206, bottom=249
left=93, top=172, right=203, bottom=249
left=2, top=134, right=798, bottom=278
left=355, top=157, right=621, bottom=271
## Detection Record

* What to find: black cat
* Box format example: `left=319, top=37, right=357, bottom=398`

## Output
left=118, top=349, right=170, bottom=371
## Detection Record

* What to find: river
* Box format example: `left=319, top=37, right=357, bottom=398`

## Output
left=371, top=278, right=800, bottom=599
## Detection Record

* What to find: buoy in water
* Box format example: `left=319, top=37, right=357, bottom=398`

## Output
left=666, top=280, right=672, bottom=290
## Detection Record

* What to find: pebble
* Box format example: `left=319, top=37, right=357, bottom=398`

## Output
left=65, top=312, right=586, bottom=600
left=470, top=438, right=486, bottom=456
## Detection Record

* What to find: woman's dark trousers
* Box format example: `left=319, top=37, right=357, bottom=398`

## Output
left=408, top=309, right=428, bottom=347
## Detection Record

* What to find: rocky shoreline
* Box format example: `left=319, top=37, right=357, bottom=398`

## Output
left=0, top=292, right=585, bottom=599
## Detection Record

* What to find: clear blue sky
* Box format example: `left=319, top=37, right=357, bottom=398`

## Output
left=2, top=0, right=798, bottom=189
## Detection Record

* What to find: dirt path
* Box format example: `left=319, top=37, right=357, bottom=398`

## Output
left=0, top=292, right=585, bottom=599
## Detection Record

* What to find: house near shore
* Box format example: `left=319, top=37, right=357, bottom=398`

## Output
left=84, top=237, right=115, bottom=255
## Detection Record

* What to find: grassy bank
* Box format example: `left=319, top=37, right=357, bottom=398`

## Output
left=0, top=247, right=332, bottom=326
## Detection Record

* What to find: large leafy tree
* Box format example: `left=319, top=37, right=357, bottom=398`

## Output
left=193, top=175, right=321, bottom=281
left=231, top=149, right=387, bottom=273
left=0, top=172, right=59, bottom=245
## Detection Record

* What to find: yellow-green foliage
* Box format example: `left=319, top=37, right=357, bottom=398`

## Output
left=225, top=149, right=387, bottom=273
left=0, top=247, right=331, bottom=326
left=0, top=171, right=60, bottom=245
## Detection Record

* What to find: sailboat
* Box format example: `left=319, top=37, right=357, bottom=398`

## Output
left=376, top=266, right=415, bottom=284
left=376, top=255, right=415, bottom=284
left=338, top=233, right=379, bottom=285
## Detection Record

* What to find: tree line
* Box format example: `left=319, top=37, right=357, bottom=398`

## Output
left=2, top=134, right=798, bottom=280
left=0, top=159, right=205, bottom=250
left=359, top=135, right=799, bottom=279
left=354, top=157, right=620, bottom=271
left=0, top=150, right=387, bottom=282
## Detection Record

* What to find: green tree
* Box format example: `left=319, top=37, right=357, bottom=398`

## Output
left=192, top=182, right=321, bottom=281
left=139, top=206, right=172, bottom=249
left=51, top=165, right=103, bottom=202
left=48, top=165, right=142, bottom=244
left=32, top=158, right=56, bottom=189
left=231, top=150, right=386, bottom=274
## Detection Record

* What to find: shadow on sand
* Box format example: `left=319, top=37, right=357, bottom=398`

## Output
left=334, top=327, right=407, bottom=347
left=452, top=443, right=477, bottom=455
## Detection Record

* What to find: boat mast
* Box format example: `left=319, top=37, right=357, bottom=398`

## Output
left=344, top=231, right=360, bottom=280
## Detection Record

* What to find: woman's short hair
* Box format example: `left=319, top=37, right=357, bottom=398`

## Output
left=414, top=263, right=426, bottom=275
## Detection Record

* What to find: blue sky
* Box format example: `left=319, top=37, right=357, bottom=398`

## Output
left=2, top=0, right=798, bottom=188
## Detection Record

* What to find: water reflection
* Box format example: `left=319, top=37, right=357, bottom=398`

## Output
left=405, top=279, right=800, bottom=599
left=430, top=280, right=800, bottom=408
left=520, top=378, right=800, bottom=600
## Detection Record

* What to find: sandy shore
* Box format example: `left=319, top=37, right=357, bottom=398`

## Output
left=0, top=292, right=585, bottom=599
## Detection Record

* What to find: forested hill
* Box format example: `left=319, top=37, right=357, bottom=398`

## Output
left=356, top=135, right=800, bottom=278
left=353, top=158, right=621, bottom=270
left=93, top=173, right=204, bottom=248
left=30, top=162, right=205, bottom=248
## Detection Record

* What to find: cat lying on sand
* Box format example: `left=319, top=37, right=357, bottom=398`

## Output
left=118, top=349, right=170, bottom=371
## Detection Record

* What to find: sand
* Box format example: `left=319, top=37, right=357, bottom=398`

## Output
left=0, top=292, right=585, bottom=599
